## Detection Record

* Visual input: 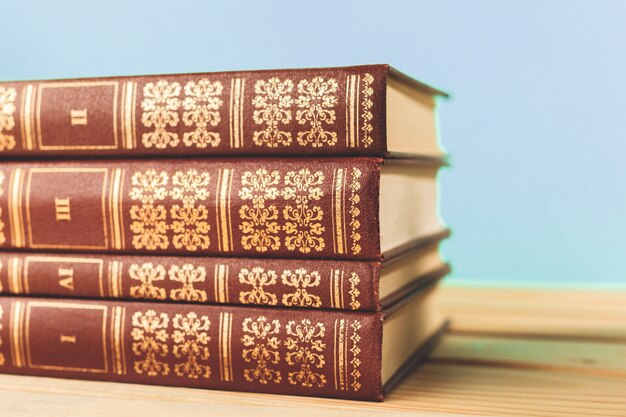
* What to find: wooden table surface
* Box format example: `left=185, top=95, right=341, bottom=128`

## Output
left=1, top=286, right=625, bottom=417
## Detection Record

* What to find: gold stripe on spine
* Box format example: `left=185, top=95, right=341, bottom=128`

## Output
left=111, top=306, right=126, bottom=375
left=214, top=264, right=229, bottom=303
left=229, top=78, right=245, bottom=148
left=355, top=75, right=361, bottom=147
left=329, top=269, right=344, bottom=309
left=8, top=168, right=25, bottom=247
left=7, top=257, right=23, bottom=294
left=109, top=306, right=116, bottom=373
left=20, top=85, right=36, bottom=150
left=120, top=83, right=126, bottom=150
left=116, top=261, right=123, bottom=297
left=119, top=81, right=138, bottom=149
left=109, top=261, right=122, bottom=298
left=118, top=169, right=126, bottom=249
left=345, top=75, right=358, bottom=148
left=215, top=168, right=234, bottom=252
left=238, top=80, right=245, bottom=147
left=109, top=168, right=124, bottom=249
left=10, top=300, right=25, bottom=367
left=121, top=82, right=137, bottom=149
left=120, top=306, right=127, bottom=374
left=340, top=270, right=345, bottom=309
left=218, top=312, right=233, bottom=382
left=331, top=169, right=347, bottom=255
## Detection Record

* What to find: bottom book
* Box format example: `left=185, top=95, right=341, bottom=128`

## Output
left=0, top=283, right=445, bottom=401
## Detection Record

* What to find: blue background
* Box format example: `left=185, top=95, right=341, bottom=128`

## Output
left=3, top=0, right=625, bottom=286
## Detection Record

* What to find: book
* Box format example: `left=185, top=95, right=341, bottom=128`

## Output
left=0, top=234, right=449, bottom=311
left=0, top=158, right=444, bottom=260
left=0, top=282, right=445, bottom=401
left=0, top=65, right=446, bottom=159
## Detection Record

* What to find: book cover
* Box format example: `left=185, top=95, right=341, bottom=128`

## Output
left=0, top=287, right=445, bottom=401
left=0, top=158, right=443, bottom=260
left=0, top=65, right=445, bottom=158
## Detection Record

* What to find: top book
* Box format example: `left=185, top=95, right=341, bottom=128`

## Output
left=0, top=64, right=446, bottom=159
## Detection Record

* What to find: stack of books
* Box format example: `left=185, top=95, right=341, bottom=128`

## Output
left=0, top=65, right=449, bottom=401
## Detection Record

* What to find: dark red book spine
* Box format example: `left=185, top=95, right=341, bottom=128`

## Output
left=0, top=158, right=381, bottom=260
left=0, top=251, right=381, bottom=311
left=0, top=296, right=384, bottom=400
left=0, top=65, right=393, bottom=158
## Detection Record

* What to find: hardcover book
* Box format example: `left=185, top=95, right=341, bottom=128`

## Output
left=0, top=234, right=449, bottom=311
left=0, top=282, right=445, bottom=401
left=0, top=158, right=444, bottom=260
left=0, top=65, right=446, bottom=159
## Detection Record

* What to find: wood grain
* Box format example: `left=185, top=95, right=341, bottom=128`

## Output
left=1, top=285, right=625, bottom=417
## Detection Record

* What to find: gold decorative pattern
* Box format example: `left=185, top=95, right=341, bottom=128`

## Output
left=141, top=81, right=182, bottom=149
left=285, top=319, right=326, bottom=387
left=130, top=169, right=169, bottom=204
left=348, top=167, right=362, bottom=255
left=218, top=312, right=233, bottom=381
left=0, top=171, right=5, bottom=245
left=131, top=310, right=170, bottom=376
left=0, top=305, right=4, bottom=366
left=333, top=318, right=362, bottom=391
left=281, top=268, right=322, bottom=308
left=348, top=272, right=361, bottom=310
left=169, top=264, right=208, bottom=302
left=346, top=73, right=374, bottom=148
left=0, top=86, right=17, bottom=151
left=170, top=169, right=210, bottom=207
left=129, top=170, right=170, bottom=250
left=170, top=169, right=211, bottom=251
left=0, top=260, right=3, bottom=293
left=182, top=79, right=223, bottom=148
left=172, top=312, right=211, bottom=379
left=241, top=316, right=282, bottom=384
left=252, top=78, right=293, bottom=148
left=295, top=77, right=338, bottom=147
left=349, top=321, right=362, bottom=391
left=283, top=169, right=325, bottom=253
left=238, top=267, right=278, bottom=306
left=129, top=263, right=166, bottom=300
left=238, top=169, right=281, bottom=252
left=128, top=168, right=212, bottom=252
left=129, top=205, right=169, bottom=250
left=360, top=73, right=374, bottom=148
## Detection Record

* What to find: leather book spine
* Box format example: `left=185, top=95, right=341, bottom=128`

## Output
left=0, top=296, right=384, bottom=401
left=0, top=65, right=389, bottom=158
left=0, top=251, right=380, bottom=311
left=0, top=158, right=381, bottom=260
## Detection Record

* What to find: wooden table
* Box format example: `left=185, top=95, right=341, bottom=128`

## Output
left=1, top=286, right=625, bottom=416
